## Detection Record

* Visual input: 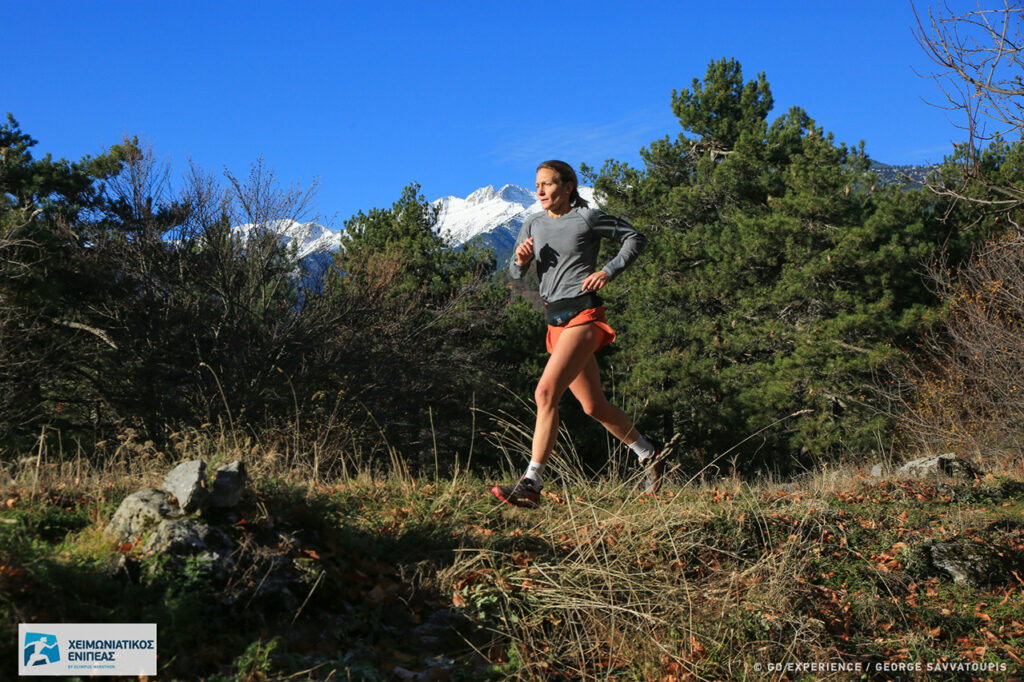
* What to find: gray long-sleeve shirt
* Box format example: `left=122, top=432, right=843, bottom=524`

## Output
left=509, top=207, right=647, bottom=303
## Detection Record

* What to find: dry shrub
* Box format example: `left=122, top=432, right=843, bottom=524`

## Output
left=443, top=479, right=835, bottom=680
left=894, top=233, right=1024, bottom=467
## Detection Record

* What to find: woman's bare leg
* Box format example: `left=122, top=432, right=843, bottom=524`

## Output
left=567, top=354, right=638, bottom=443
left=494, top=322, right=661, bottom=505
left=568, top=352, right=661, bottom=493
left=530, top=323, right=606, bottom=466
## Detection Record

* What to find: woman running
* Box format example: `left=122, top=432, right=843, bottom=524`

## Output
left=491, top=160, right=662, bottom=507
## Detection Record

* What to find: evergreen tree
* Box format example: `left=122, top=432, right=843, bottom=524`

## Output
left=588, top=59, right=978, bottom=470
left=321, top=184, right=503, bottom=459
left=0, top=115, right=131, bottom=447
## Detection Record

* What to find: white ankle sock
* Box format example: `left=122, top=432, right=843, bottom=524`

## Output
left=629, top=434, right=656, bottom=461
left=523, top=461, right=545, bottom=485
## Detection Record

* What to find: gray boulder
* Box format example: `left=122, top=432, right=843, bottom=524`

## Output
left=211, top=460, right=247, bottom=508
left=105, top=487, right=234, bottom=558
left=142, top=516, right=233, bottom=557
left=928, top=541, right=1024, bottom=588
left=105, top=488, right=180, bottom=542
left=162, top=460, right=209, bottom=513
left=106, top=461, right=311, bottom=609
left=897, top=453, right=980, bottom=480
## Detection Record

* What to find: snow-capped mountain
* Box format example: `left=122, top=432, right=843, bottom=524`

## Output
left=228, top=184, right=596, bottom=270
left=433, top=184, right=538, bottom=245
left=432, top=184, right=596, bottom=262
left=231, top=219, right=342, bottom=260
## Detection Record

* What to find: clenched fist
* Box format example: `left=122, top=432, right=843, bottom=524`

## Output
left=515, top=236, right=535, bottom=266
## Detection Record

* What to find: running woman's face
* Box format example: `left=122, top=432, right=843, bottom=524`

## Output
left=536, top=168, right=573, bottom=217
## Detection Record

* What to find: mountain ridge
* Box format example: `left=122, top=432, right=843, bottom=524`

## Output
left=234, top=160, right=935, bottom=267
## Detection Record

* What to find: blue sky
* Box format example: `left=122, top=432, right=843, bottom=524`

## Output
left=5, top=1, right=975, bottom=226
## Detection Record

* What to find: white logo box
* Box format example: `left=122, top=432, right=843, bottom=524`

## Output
left=19, top=623, right=157, bottom=677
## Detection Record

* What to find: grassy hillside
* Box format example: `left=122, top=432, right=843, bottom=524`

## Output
left=1, top=433, right=1022, bottom=680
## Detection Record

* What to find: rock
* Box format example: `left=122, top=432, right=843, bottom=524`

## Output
left=412, top=609, right=470, bottom=648
left=392, top=661, right=452, bottom=681
left=105, top=460, right=325, bottom=612
left=105, top=487, right=234, bottom=559
left=162, top=460, right=209, bottom=513
left=142, top=516, right=233, bottom=557
left=870, top=463, right=885, bottom=478
left=897, top=453, right=980, bottom=480
left=225, top=553, right=304, bottom=610
left=927, top=541, right=1024, bottom=588
left=211, top=460, right=247, bottom=508
left=105, top=488, right=180, bottom=542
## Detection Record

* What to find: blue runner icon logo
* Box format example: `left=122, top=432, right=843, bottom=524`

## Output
left=23, top=632, right=60, bottom=667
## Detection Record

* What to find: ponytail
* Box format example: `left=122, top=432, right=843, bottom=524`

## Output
left=537, top=160, right=589, bottom=208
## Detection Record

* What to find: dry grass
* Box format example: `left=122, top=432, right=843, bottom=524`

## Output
left=2, top=422, right=1023, bottom=680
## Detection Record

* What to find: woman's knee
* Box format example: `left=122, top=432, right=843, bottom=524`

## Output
left=534, top=381, right=558, bottom=410
left=579, top=396, right=609, bottom=420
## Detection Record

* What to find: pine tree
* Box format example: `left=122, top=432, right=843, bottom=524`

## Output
left=589, top=59, right=978, bottom=470
left=321, top=184, right=503, bottom=459
left=0, top=115, right=131, bottom=446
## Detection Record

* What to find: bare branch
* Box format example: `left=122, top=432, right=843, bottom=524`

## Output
left=913, top=2, right=1024, bottom=214
left=51, top=319, right=119, bottom=350
left=914, top=1, right=1024, bottom=152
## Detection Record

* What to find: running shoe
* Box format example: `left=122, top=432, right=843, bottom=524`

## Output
left=491, top=477, right=542, bottom=508
left=644, top=448, right=665, bottom=495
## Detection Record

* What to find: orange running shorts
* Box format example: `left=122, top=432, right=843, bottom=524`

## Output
left=545, top=306, right=616, bottom=354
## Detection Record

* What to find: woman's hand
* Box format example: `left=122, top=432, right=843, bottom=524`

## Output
left=515, top=237, right=535, bottom=266
left=580, top=270, right=610, bottom=292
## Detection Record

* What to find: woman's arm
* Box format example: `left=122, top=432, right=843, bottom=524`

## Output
left=588, top=210, right=647, bottom=280
left=509, top=220, right=535, bottom=279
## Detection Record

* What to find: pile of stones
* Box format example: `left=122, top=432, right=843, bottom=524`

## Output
left=105, top=460, right=246, bottom=558
left=105, top=460, right=315, bottom=608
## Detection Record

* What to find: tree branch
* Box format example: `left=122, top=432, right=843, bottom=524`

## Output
left=51, top=319, right=118, bottom=350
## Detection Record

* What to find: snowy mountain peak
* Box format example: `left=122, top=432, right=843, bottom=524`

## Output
left=466, top=185, right=498, bottom=204
left=496, top=184, right=537, bottom=206
left=232, top=219, right=342, bottom=260
left=228, top=184, right=597, bottom=272
left=434, top=185, right=536, bottom=246
left=431, top=184, right=597, bottom=262
left=463, top=184, right=536, bottom=207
